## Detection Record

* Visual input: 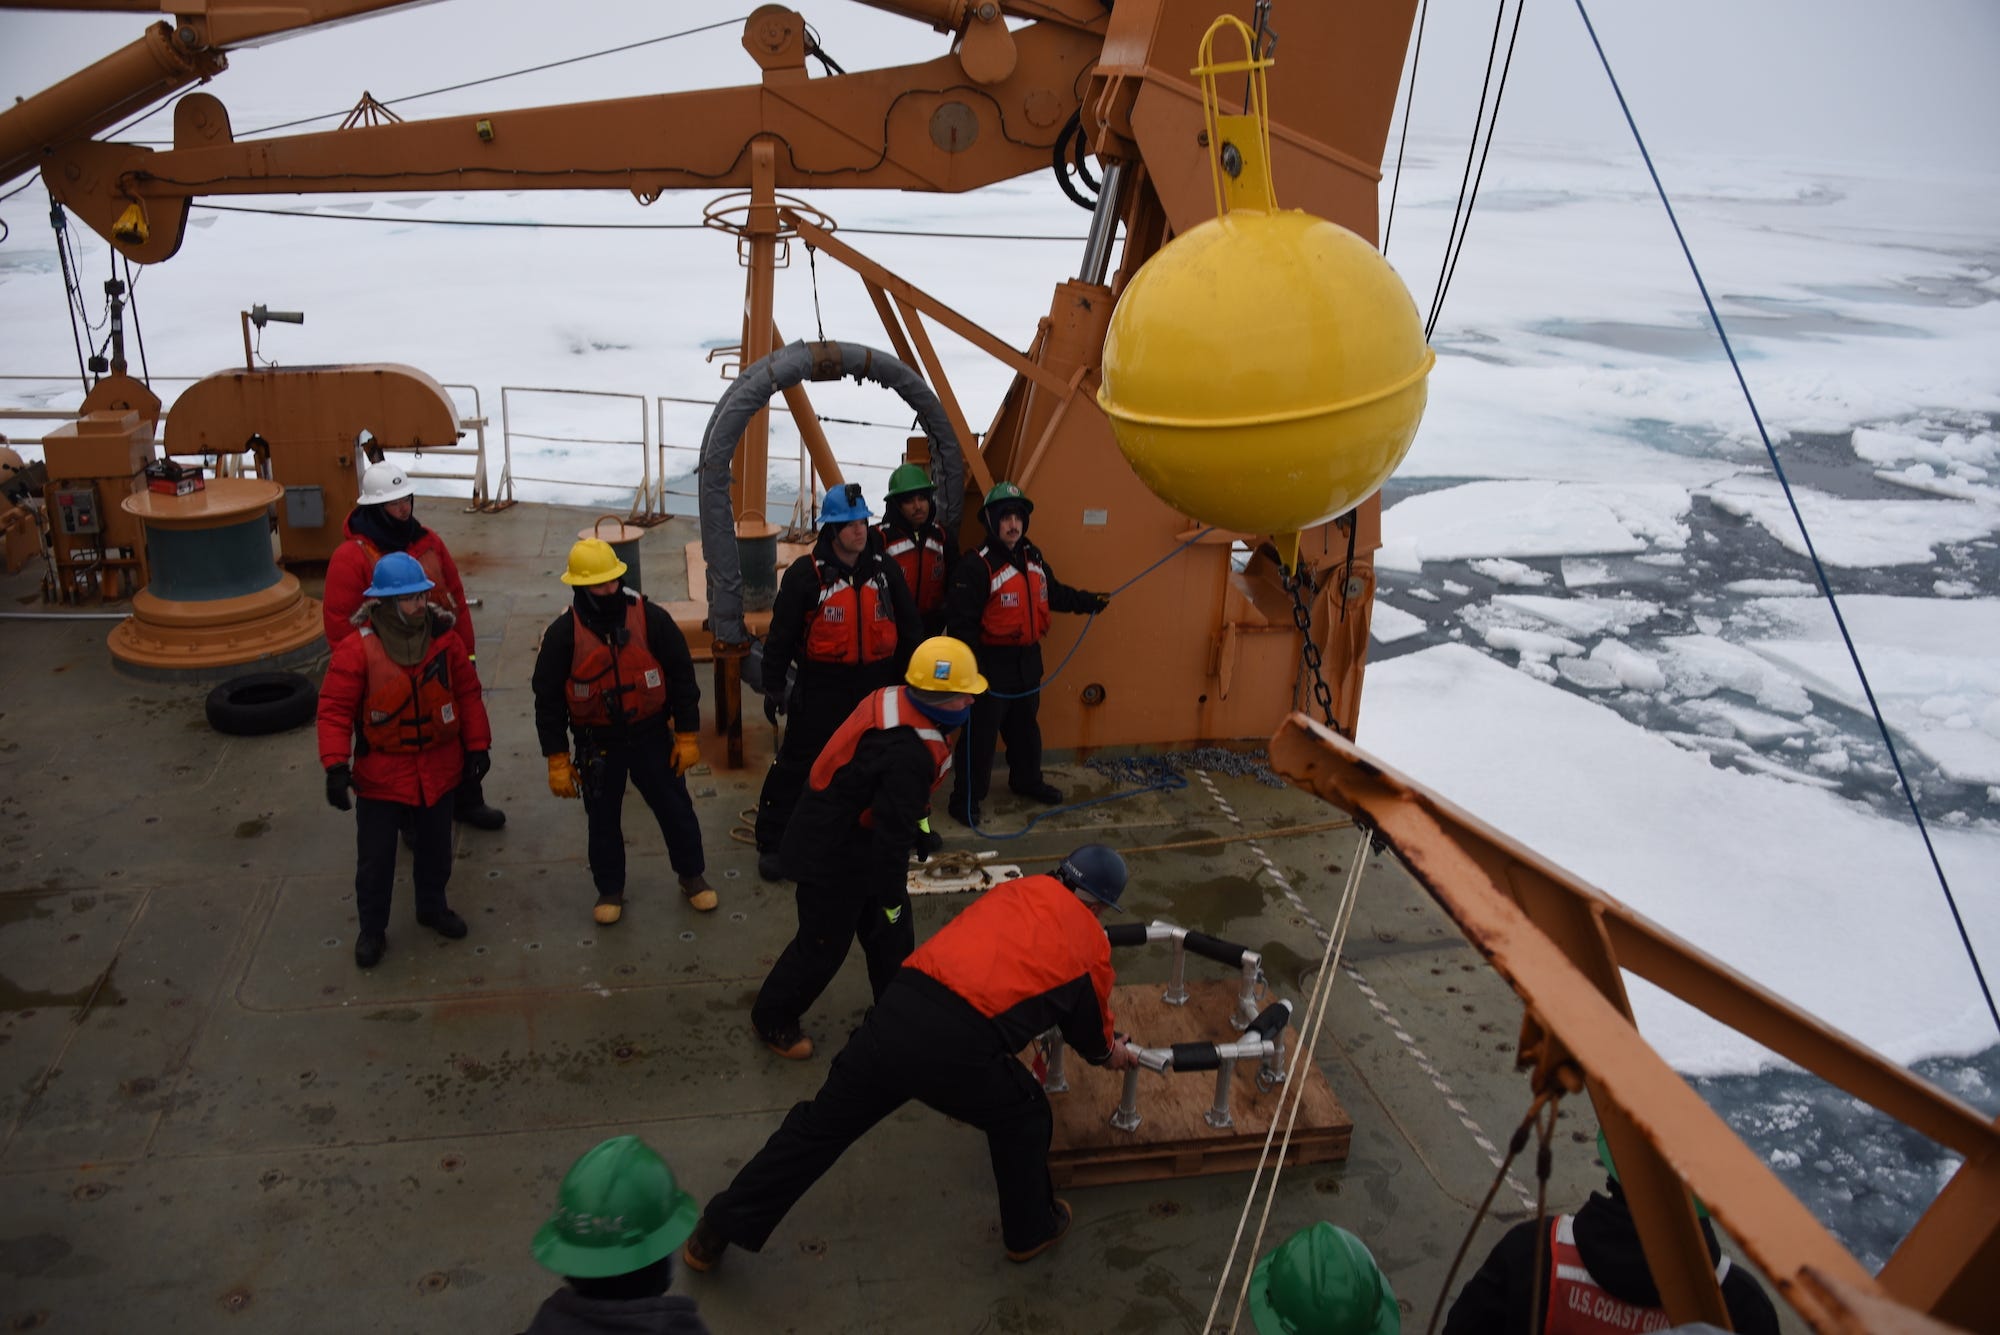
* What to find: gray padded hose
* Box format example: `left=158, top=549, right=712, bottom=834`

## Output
left=698, top=340, right=964, bottom=645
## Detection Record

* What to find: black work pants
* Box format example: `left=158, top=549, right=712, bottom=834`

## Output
left=710, top=972, right=1061, bottom=1254
left=580, top=732, right=705, bottom=897
left=454, top=773, right=494, bottom=818
left=751, top=861, right=913, bottom=1036
left=754, top=674, right=874, bottom=853
left=950, top=644, right=1043, bottom=819
left=355, top=791, right=455, bottom=934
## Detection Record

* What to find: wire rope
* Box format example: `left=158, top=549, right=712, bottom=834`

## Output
left=1426, top=0, right=1525, bottom=342
left=1206, top=829, right=1371, bottom=1334
left=1382, top=0, right=1430, bottom=259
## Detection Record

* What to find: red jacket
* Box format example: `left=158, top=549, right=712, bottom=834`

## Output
left=322, top=511, right=475, bottom=656
left=317, top=607, right=492, bottom=806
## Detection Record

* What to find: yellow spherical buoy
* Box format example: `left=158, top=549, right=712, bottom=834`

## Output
left=1097, top=207, right=1432, bottom=550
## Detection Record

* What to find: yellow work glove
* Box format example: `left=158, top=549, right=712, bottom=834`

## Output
left=547, top=753, right=581, bottom=799
left=671, top=734, right=701, bottom=777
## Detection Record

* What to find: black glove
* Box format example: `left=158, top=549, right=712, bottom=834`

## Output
left=764, top=693, right=783, bottom=726
left=324, top=763, right=353, bottom=812
left=1088, top=590, right=1112, bottom=614
left=465, top=749, right=491, bottom=783
left=914, top=825, right=944, bottom=862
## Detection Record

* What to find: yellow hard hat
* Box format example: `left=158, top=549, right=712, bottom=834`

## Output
left=905, top=636, right=987, bottom=695
left=560, top=538, right=629, bottom=587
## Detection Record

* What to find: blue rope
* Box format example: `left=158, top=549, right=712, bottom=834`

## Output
left=953, top=528, right=1215, bottom=835
left=949, top=767, right=1191, bottom=843
left=1573, top=0, right=1997, bottom=1037
left=985, top=527, right=1214, bottom=700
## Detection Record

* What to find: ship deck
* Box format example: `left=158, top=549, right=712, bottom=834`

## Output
left=0, top=497, right=1796, bottom=1332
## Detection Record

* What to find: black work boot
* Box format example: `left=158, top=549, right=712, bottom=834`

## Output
left=354, top=931, right=387, bottom=969
left=455, top=776, right=506, bottom=831
left=417, top=908, right=468, bottom=939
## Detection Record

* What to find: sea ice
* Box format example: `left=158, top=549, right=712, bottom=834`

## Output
left=1371, top=601, right=1428, bottom=644
left=1362, top=645, right=2000, bottom=1074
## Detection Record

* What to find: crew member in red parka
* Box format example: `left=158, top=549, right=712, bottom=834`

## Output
left=322, top=460, right=504, bottom=830
left=318, top=552, right=492, bottom=970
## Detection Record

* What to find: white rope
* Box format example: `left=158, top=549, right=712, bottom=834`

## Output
left=1202, top=828, right=1372, bottom=1334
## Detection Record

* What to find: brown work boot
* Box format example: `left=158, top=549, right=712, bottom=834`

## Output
left=681, top=1216, right=728, bottom=1273
left=1005, top=1199, right=1072, bottom=1263
left=755, top=1020, right=814, bottom=1061
left=592, top=894, right=624, bottom=926
left=678, top=873, right=718, bottom=912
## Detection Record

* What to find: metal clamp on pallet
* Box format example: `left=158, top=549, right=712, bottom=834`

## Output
left=1104, top=918, right=1267, bottom=1028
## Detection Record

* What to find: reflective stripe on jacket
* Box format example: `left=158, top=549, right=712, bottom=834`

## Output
left=979, top=553, right=1052, bottom=647
left=1544, top=1215, right=1728, bottom=1335
left=809, top=686, right=953, bottom=826
left=877, top=523, right=948, bottom=614
left=358, top=630, right=460, bottom=754
left=566, top=595, right=667, bottom=727
left=804, top=559, right=900, bottom=664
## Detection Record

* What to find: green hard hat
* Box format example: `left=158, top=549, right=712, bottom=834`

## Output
left=983, top=480, right=1033, bottom=514
left=530, top=1136, right=700, bottom=1278
left=1248, top=1223, right=1400, bottom=1335
left=886, top=462, right=936, bottom=498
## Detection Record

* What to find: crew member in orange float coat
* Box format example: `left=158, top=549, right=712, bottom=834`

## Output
left=322, top=460, right=504, bottom=831
left=752, top=483, right=920, bottom=881
left=318, top=552, right=491, bottom=970
left=943, top=481, right=1110, bottom=825
left=747, top=636, right=983, bottom=1061
left=531, top=539, right=714, bottom=928
left=1442, top=1130, right=1778, bottom=1335
left=682, top=844, right=1141, bottom=1274
left=875, top=462, right=956, bottom=638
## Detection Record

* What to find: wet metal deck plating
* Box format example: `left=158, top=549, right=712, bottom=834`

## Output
left=0, top=500, right=1786, bottom=1332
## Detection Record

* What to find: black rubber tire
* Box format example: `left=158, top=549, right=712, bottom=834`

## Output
left=205, top=671, right=318, bottom=737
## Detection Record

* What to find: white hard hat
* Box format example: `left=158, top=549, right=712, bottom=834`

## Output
left=359, top=462, right=415, bottom=505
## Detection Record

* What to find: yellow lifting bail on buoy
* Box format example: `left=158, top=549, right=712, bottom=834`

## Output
left=1096, top=14, right=1434, bottom=571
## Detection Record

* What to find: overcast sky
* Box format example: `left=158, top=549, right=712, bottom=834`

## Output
left=4, top=1, right=1997, bottom=177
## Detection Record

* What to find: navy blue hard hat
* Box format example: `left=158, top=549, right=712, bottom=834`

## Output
left=1055, top=844, right=1127, bottom=910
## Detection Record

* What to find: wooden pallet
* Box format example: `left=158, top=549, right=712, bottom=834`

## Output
left=1033, top=980, right=1351, bottom=1188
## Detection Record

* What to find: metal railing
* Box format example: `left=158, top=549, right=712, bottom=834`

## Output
left=496, top=386, right=650, bottom=516
left=0, top=374, right=491, bottom=503
left=6, top=374, right=907, bottom=524
left=390, top=382, right=489, bottom=505
left=652, top=392, right=902, bottom=531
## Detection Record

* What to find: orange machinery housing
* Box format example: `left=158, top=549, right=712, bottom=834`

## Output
left=6, top=0, right=1413, bottom=750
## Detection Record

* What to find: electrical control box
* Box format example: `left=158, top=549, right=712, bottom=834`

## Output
left=53, top=485, right=101, bottom=535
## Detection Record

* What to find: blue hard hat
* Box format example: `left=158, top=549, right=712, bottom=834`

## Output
left=364, top=551, right=434, bottom=598
left=818, top=482, right=872, bottom=527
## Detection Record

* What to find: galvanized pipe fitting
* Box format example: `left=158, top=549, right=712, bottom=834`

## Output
left=1111, top=1065, right=1143, bottom=1131
left=1205, top=1056, right=1237, bottom=1129
left=1041, top=1031, right=1069, bottom=1094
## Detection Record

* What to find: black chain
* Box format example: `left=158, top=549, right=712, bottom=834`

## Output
left=1282, top=565, right=1341, bottom=734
